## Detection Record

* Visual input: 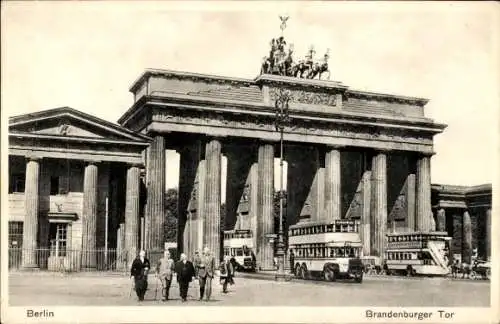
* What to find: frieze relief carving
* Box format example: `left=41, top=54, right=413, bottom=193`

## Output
left=152, top=110, right=433, bottom=145
left=269, top=87, right=337, bottom=106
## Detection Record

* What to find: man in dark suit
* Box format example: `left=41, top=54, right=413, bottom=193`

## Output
left=130, top=250, right=151, bottom=302
left=175, top=253, right=195, bottom=302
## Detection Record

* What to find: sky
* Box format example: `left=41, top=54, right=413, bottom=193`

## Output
left=2, top=1, right=499, bottom=193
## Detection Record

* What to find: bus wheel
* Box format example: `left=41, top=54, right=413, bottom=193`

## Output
left=300, top=264, right=308, bottom=280
left=354, top=273, right=363, bottom=283
left=294, top=264, right=301, bottom=278
left=323, top=266, right=335, bottom=282
left=469, top=271, right=477, bottom=280
left=406, top=266, right=415, bottom=277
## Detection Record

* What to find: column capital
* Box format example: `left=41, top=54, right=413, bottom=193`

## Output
left=146, top=130, right=168, bottom=138
left=417, top=151, right=436, bottom=158
left=126, top=162, right=144, bottom=169
left=373, top=148, right=392, bottom=154
left=84, top=159, right=101, bottom=166
left=326, top=144, right=344, bottom=150
left=25, top=155, right=42, bottom=162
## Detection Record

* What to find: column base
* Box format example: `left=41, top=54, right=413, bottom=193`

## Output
left=21, top=265, right=40, bottom=271
left=81, top=267, right=97, bottom=271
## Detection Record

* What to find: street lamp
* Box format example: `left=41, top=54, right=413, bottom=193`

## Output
left=273, top=88, right=291, bottom=281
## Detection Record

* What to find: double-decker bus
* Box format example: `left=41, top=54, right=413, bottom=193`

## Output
left=385, top=231, right=451, bottom=276
left=223, top=229, right=257, bottom=272
left=288, top=219, right=364, bottom=283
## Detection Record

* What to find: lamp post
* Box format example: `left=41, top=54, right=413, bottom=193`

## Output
left=274, top=88, right=291, bottom=281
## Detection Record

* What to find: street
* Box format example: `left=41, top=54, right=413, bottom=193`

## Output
left=8, top=272, right=490, bottom=307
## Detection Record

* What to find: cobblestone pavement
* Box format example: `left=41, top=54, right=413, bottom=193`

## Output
left=8, top=272, right=490, bottom=307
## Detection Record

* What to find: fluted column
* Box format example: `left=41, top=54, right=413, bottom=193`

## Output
left=361, top=153, right=372, bottom=256
left=204, top=138, right=222, bottom=262
left=145, top=134, right=166, bottom=252
left=462, top=210, right=472, bottom=264
left=124, top=164, right=141, bottom=266
left=22, top=157, right=41, bottom=269
left=485, top=209, right=491, bottom=261
left=257, top=143, right=274, bottom=270
left=371, top=152, right=387, bottom=258
left=416, top=155, right=432, bottom=231
left=81, top=161, right=99, bottom=270
left=324, top=146, right=341, bottom=221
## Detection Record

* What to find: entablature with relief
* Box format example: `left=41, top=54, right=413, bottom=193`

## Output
left=149, top=106, right=437, bottom=153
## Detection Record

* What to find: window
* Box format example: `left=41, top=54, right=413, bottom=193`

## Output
left=8, top=221, right=23, bottom=248
left=50, top=176, right=69, bottom=195
left=49, top=223, right=68, bottom=257
left=9, top=174, right=25, bottom=193
left=50, top=177, right=60, bottom=195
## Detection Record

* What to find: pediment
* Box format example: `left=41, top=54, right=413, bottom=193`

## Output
left=9, top=107, right=149, bottom=142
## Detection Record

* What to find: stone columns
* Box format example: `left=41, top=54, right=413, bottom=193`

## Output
left=257, top=143, right=274, bottom=270
left=436, top=208, right=446, bottom=232
left=310, top=149, right=325, bottom=222
left=462, top=210, right=472, bottom=264
left=145, top=134, right=166, bottom=252
left=361, top=153, right=372, bottom=257
left=324, top=146, right=341, bottom=221
left=416, top=155, right=432, bottom=231
left=22, top=157, right=41, bottom=269
left=81, top=161, right=99, bottom=270
left=124, top=164, right=141, bottom=265
left=204, top=138, right=222, bottom=262
left=406, top=173, right=416, bottom=231
left=486, top=209, right=491, bottom=261
left=371, top=152, right=387, bottom=258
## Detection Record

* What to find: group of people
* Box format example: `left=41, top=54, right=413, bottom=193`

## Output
left=130, top=247, right=235, bottom=302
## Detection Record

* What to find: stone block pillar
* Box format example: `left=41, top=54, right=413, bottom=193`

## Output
left=257, top=143, right=274, bottom=270
left=436, top=208, right=446, bottom=232
left=486, top=208, right=491, bottom=261
left=81, top=161, right=99, bottom=270
left=324, top=146, right=341, bottom=221
left=406, top=172, right=416, bottom=231
left=22, top=157, right=41, bottom=269
left=145, top=134, right=166, bottom=252
left=204, top=138, right=222, bottom=262
left=371, top=152, right=387, bottom=258
left=462, top=210, right=472, bottom=264
left=178, top=140, right=206, bottom=258
left=124, top=164, right=141, bottom=266
left=416, top=155, right=432, bottom=231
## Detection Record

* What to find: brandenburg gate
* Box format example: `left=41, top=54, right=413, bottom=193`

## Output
left=118, top=31, right=446, bottom=269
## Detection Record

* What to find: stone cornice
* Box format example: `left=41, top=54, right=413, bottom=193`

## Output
left=129, top=68, right=254, bottom=93
left=141, top=95, right=446, bottom=134
left=9, top=132, right=150, bottom=147
left=347, top=90, right=429, bottom=106
left=255, top=74, right=348, bottom=92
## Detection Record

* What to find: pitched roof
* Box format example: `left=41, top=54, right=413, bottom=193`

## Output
left=9, top=106, right=150, bottom=143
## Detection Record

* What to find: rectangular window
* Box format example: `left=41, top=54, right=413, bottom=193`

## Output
left=49, top=223, right=68, bottom=257
left=8, top=221, right=23, bottom=248
left=9, top=174, right=25, bottom=193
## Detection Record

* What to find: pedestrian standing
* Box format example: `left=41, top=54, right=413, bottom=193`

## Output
left=156, top=250, right=175, bottom=301
left=196, top=247, right=216, bottom=301
left=130, top=250, right=151, bottom=302
left=220, top=256, right=234, bottom=293
left=174, top=253, right=195, bottom=302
